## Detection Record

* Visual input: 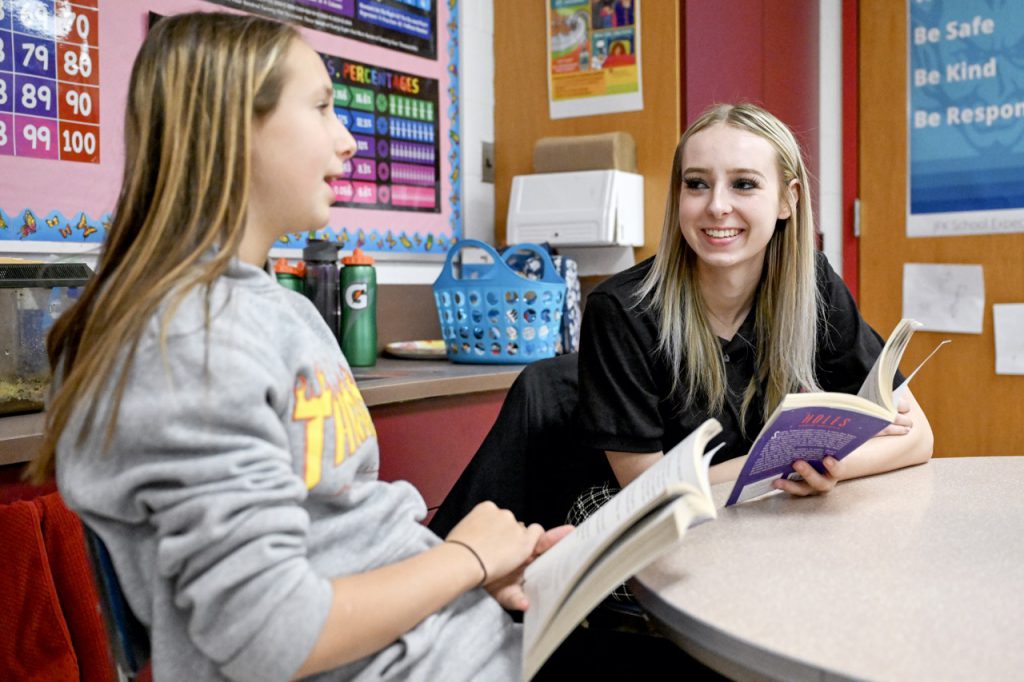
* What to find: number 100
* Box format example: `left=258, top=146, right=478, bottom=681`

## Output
left=62, top=128, right=96, bottom=155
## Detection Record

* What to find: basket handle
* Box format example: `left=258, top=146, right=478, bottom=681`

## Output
left=500, top=243, right=565, bottom=284
left=438, top=239, right=504, bottom=282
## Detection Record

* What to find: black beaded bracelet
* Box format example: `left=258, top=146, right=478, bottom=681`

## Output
left=446, top=539, right=488, bottom=588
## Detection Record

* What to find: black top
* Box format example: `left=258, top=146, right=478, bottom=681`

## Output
left=576, top=252, right=895, bottom=464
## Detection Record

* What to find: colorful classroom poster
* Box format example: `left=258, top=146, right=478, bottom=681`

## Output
left=208, top=0, right=437, bottom=59
left=0, top=0, right=100, bottom=166
left=908, top=0, right=1024, bottom=237
left=0, top=0, right=460, bottom=255
left=0, top=0, right=103, bottom=245
left=547, top=0, right=642, bottom=120
left=324, top=53, right=440, bottom=215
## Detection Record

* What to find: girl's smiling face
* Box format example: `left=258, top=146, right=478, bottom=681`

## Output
left=247, top=39, right=356, bottom=253
left=677, top=123, right=797, bottom=279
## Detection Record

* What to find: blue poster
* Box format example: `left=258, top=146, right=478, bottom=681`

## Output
left=909, top=0, right=1024, bottom=237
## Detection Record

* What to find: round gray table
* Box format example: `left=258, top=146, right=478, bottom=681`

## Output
left=632, top=457, right=1024, bottom=681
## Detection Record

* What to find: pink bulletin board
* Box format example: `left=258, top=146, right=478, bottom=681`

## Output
left=0, top=0, right=461, bottom=257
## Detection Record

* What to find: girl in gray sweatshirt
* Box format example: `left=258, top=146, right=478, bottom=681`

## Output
left=32, top=12, right=567, bottom=681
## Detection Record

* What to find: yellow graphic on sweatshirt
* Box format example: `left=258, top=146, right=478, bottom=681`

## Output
left=293, top=366, right=376, bottom=489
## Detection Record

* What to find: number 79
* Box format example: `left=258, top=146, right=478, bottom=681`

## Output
left=22, top=43, right=49, bottom=70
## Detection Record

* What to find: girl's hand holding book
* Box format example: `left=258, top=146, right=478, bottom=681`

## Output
left=446, top=502, right=542, bottom=584
left=772, top=457, right=842, bottom=497
left=485, top=525, right=574, bottom=612
left=769, top=396, right=913, bottom=500
left=875, top=397, right=913, bottom=437
left=445, top=502, right=573, bottom=611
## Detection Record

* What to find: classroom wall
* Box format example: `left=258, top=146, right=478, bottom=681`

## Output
left=494, top=1, right=682, bottom=264
left=684, top=0, right=821, bottom=250
left=684, top=0, right=820, bottom=188
left=1, top=1, right=825, bottom=282
left=460, top=1, right=497, bottom=250
left=493, top=0, right=822, bottom=264
left=858, top=1, right=1024, bottom=457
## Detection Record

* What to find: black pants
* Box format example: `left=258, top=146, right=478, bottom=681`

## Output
left=535, top=625, right=728, bottom=680
left=429, top=353, right=613, bottom=536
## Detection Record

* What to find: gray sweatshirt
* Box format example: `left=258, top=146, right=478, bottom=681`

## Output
left=57, top=260, right=520, bottom=681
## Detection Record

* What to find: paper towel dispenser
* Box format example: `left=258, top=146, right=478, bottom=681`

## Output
left=506, top=170, right=644, bottom=247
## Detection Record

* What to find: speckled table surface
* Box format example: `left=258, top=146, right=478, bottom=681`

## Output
left=633, top=457, right=1024, bottom=682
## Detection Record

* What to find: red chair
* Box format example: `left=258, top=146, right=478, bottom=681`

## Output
left=0, top=491, right=115, bottom=680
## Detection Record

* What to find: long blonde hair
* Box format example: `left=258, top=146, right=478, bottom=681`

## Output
left=29, top=13, right=298, bottom=482
left=635, top=103, right=821, bottom=429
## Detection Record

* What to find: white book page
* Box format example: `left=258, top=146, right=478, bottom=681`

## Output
left=857, top=319, right=921, bottom=410
left=523, top=500, right=694, bottom=680
left=522, top=419, right=721, bottom=656
left=733, top=476, right=784, bottom=505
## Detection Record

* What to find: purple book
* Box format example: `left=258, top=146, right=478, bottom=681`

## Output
left=725, top=406, right=890, bottom=506
left=725, top=318, right=946, bottom=506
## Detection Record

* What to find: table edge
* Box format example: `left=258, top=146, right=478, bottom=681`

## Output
left=630, top=578, right=856, bottom=682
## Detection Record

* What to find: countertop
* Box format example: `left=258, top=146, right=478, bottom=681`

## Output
left=351, top=357, right=523, bottom=407
left=0, top=358, right=524, bottom=467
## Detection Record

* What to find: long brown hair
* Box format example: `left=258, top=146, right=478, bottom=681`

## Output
left=635, top=103, right=822, bottom=429
left=28, top=13, right=298, bottom=482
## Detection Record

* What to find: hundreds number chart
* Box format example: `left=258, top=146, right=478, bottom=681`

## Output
left=0, top=0, right=99, bottom=163
left=324, top=53, right=440, bottom=213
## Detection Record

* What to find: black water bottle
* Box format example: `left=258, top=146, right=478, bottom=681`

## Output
left=303, top=239, right=341, bottom=343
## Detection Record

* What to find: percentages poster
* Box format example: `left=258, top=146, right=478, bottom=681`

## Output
left=324, top=53, right=440, bottom=214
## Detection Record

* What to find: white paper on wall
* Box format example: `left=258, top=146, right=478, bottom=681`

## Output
left=993, top=304, right=1024, bottom=375
left=902, top=263, right=984, bottom=334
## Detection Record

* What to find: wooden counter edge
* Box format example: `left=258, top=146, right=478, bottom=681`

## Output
left=360, top=370, right=520, bottom=406
left=1, top=363, right=524, bottom=466
left=0, top=412, right=46, bottom=467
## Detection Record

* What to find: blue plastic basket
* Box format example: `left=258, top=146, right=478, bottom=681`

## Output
left=433, top=240, right=566, bottom=364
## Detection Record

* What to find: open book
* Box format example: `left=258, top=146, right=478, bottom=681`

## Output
left=725, top=318, right=948, bottom=506
left=521, top=419, right=723, bottom=680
